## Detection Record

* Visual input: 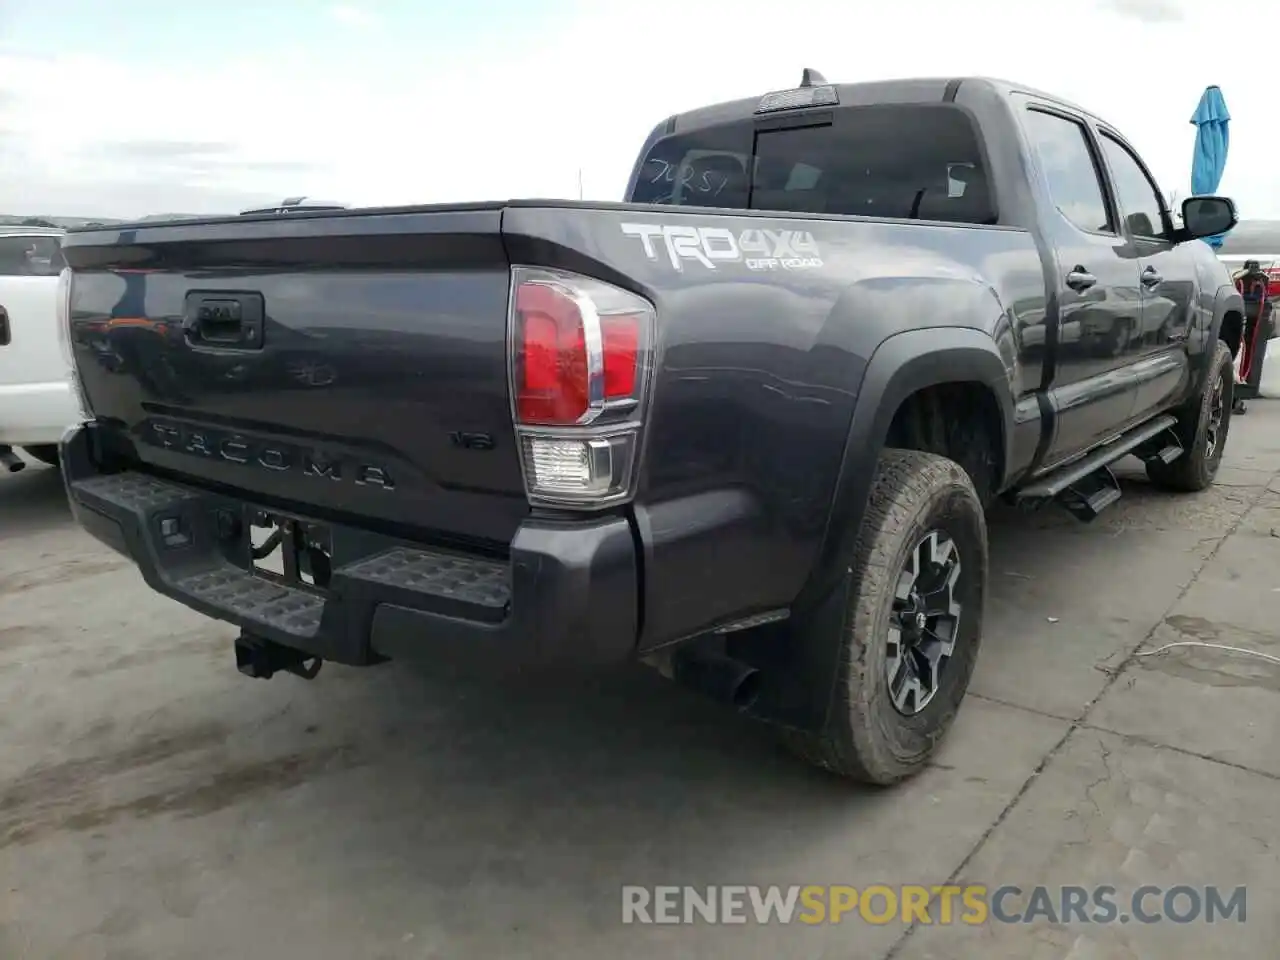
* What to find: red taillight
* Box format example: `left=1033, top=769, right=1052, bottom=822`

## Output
left=508, top=267, right=655, bottom=508
left=513, top=275, right=647, bottom=426
left=515, top=281, right=589, bottom=424
left=601, top=315, right=640, bottom=397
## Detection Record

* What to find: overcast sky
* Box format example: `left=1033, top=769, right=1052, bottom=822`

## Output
left=0, top=0, right=1274, bottom=219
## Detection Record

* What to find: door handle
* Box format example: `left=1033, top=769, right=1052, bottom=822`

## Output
left=1141, top=267, right=1163, bottom=288
left=0, top=305, right=8, bottom=346
left=1065, top=268, right=1097, bottom=292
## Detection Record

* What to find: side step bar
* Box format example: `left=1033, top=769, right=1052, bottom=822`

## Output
left=1015, top=415, right=1181, bottom=522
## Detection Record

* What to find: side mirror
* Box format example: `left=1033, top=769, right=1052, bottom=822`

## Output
left=1176, top=195, right=1238, bottom=243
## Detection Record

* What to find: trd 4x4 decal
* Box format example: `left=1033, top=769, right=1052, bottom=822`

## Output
left=620, top=222, right=823, bottom=272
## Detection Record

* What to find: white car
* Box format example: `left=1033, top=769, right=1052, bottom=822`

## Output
left=0, top=227, right=81, bottom=472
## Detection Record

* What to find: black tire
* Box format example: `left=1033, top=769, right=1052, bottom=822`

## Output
left=22, top=445, right=60, bottom=468
left=1145, top=340, right=1233, bottom=492
left=781, top=449, right=987, bottom=785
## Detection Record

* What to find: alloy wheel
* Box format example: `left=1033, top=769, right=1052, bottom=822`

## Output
left=885, top=530, right=964, bottom=716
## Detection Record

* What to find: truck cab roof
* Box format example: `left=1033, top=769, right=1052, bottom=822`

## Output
left=662, top=75, right=1106, bottom=135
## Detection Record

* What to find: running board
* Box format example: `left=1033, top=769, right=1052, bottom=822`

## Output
left=1015, top=415, right=1180, bottom=521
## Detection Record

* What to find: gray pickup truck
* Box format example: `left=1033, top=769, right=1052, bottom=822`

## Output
left=56, top=73, right=1242, bottom=785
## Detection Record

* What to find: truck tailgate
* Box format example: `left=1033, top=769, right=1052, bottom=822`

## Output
left=61, top=207, right=529, bottom=546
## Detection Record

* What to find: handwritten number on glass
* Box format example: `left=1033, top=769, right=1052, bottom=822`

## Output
left=644, top=159, right=733, bottom=200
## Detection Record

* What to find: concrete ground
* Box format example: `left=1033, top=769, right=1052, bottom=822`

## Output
left=2, top=406, right=1280, bottom=960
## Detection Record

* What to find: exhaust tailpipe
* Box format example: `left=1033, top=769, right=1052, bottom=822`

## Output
left=672, top=649, right=761, bottom=711
left=0, top=446, right=25, bottom=473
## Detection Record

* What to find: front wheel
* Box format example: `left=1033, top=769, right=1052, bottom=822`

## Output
left=782, top=449, right=987, bottom=785
left=1146, top=340, right=1233, bottom=492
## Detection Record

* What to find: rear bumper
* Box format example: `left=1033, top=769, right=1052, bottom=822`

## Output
left=0, top=380, right=80, bottom=445
left=60, top=423, right=639, bottom=669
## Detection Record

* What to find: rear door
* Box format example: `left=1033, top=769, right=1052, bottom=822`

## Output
left=1020, top=105, right=1144, bottom=465
left=0, top=233, right=65, bottom=385
left=1094, top=129, right=1196, bottom=418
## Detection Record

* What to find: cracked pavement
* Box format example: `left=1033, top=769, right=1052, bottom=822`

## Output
left=3, top=405, right=1280, bottom=959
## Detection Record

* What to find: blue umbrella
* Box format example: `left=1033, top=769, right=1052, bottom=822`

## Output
left=1190, top=85, right=1231, bottom=248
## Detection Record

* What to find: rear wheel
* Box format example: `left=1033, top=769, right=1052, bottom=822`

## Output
left=781, top=449, right=987, bottom=785
left=22, top=445, right=60, bottom=468
left=1146, top=340, right=1233, bottom=492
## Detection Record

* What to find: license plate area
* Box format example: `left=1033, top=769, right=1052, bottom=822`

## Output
left=248, top=510, right=333, bottom=592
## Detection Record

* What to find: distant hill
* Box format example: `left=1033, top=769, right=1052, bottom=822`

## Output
left=0, top=214, right=124, bottom=228
left=1219, top=220, right=1280, bottom=254
left=0, top=212, right=204, bottom=229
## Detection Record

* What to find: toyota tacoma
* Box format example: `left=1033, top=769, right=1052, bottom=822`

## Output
left=56, top=73, right=1243, bottom=784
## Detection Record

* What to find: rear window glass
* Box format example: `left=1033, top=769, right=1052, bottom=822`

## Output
left=631, top=105, right=995, bottom=225
left=0, top=235, right=65, bottom=276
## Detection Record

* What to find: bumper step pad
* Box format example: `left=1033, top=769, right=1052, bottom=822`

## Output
left=181, top=566, right=326, bottom=638
left=339, top=547, right=510, bottom=615
left=68, top=470, right=513, bottom=646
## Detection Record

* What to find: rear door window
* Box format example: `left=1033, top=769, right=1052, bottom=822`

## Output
left=1022, top=109, right=1113, bottom=235
left=0, top=235, right=65, bottom=276
left=630, top=105, right=995, bottom=225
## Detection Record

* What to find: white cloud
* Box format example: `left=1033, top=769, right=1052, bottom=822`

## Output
left=0, top=0, right=1275, bottom=219
left=1104, top=0, right=1187, bottom=22
left=329, top=5, right=377, bottom=29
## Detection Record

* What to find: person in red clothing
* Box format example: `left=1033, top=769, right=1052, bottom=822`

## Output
left=1230, top=260, right=1275, bottom=413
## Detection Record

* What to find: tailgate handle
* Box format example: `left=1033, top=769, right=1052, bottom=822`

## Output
left=195, top=305, right=242, bottom=342
left=183, top=293, right=264, bottom=350
left=0, top=305, right=8, bottom=346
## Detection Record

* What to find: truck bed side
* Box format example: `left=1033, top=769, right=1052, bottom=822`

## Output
left=509, top=204, right=1043, bottom=647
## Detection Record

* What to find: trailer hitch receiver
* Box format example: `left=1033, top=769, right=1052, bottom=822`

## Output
left=234, top=631, right=323, bottom=680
